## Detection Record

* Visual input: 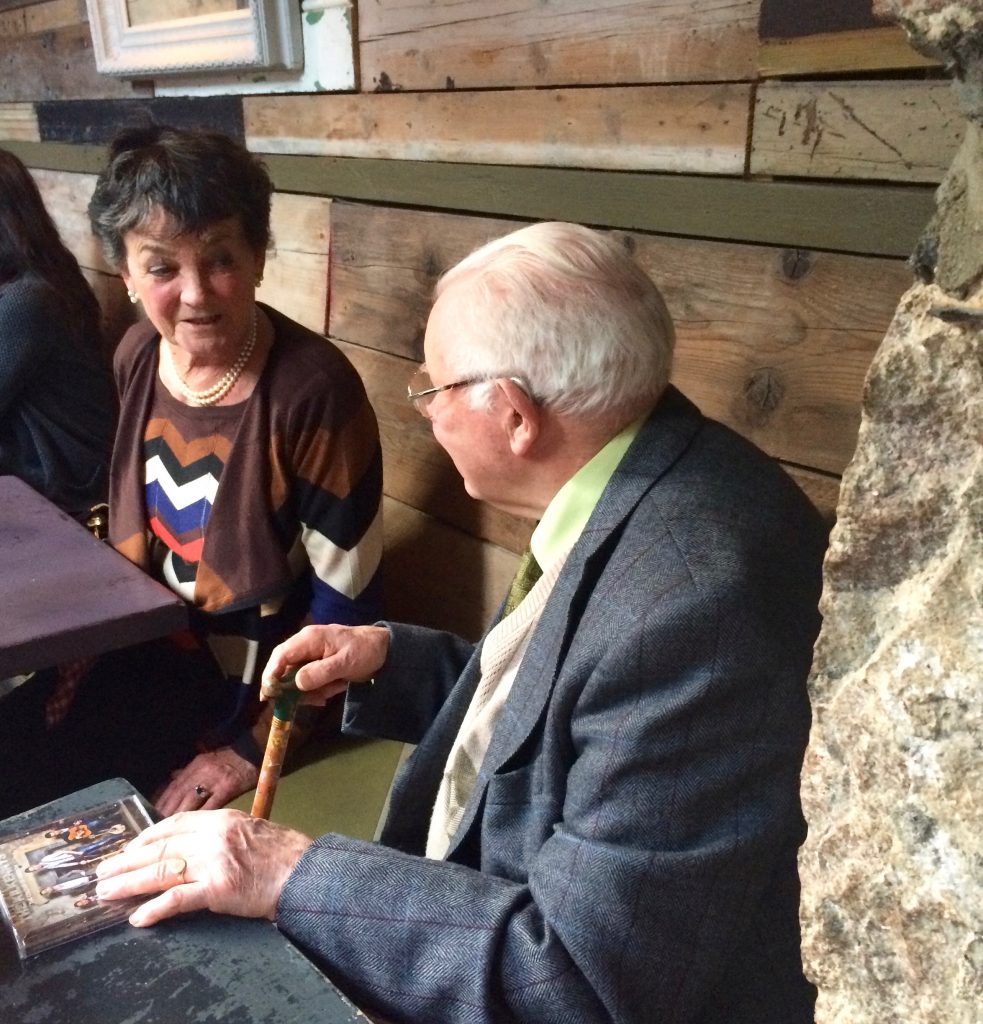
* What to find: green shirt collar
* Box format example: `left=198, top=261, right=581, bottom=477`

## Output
left=531, top=416, right=645, bottom=569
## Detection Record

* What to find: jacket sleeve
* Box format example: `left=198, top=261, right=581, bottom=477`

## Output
left=276, top=565, right=815, bottom=1024
left=342, top=622, right=476, bottom=746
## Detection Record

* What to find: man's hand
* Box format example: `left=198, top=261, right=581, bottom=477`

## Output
left=94, top=810, right=313, bottom=927
left=154, top=747, right=260, bottom=816
left=261, top=624, right=390, bottom=703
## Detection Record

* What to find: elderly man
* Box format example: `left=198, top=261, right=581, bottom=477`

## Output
left=96, top=222, right=827, bottom=1024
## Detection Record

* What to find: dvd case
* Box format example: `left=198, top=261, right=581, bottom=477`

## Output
left=0, top=794, right=153, bottom=958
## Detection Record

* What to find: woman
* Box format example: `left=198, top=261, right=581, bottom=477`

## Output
left=59, top=125, right=382, bottom=813
left=0, top=148, right=114, bottom=519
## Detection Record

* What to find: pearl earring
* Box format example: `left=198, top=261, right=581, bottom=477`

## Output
left=127, top=289, right=139, bottom=304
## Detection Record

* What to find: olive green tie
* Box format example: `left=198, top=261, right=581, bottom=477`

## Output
left=503, top=547, right=543, bottom=617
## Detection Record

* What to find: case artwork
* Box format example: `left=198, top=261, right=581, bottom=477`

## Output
left=0, top=795, right=153, bottom=958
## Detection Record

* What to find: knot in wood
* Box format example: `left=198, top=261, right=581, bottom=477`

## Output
left=782, top=248, right=814, bottom=281
left=423, top=252, right=442, bottom=279
left=742, top=367, right=786, bottom=425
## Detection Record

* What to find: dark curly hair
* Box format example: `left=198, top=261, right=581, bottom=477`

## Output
left=88, top=125, right=273, bottom=269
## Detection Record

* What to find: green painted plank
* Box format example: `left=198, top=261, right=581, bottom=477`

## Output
left=2, top=140, right=109, bottom=174
left=2, top=140, right=934, bottom=257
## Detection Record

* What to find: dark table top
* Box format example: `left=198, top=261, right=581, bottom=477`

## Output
left=0, top=780, right=371, bottom=1023
left=0, top=475, right=186, bottom=677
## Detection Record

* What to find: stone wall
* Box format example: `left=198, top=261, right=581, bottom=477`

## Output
left=798, top=4, right=983, bottom=1022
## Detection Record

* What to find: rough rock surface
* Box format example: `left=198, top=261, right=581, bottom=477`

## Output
left=880, top=0, right=983, bottom=294
left=800, top=5, right=983, bottom=1023
left=799, top=281, right=982, bottom=1024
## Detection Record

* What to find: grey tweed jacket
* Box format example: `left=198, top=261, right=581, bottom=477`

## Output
left=278, top=386, right=827, bottom=1024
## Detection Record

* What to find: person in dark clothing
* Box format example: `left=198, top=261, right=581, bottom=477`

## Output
left=0, top=147, right=114, bottom=519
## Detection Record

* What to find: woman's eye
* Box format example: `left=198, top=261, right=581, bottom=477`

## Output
left=148, top=265, right=174, bottom=279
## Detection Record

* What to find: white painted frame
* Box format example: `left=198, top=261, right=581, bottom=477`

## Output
left=85, top=0, right=303, bottom=77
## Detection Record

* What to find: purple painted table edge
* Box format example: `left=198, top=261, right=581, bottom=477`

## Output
left=0, top=476, right=187, bottom=676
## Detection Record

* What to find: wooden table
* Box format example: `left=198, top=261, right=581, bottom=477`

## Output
left=0, top=475, right=186, bottom=677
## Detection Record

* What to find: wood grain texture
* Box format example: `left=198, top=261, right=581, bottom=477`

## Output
left=642, top=237, right=901, bottom=476
left=329, top=203, right=510, bottom=363
left=759, top=26, right=938, bottom=77
left=31, top=167, right=109, bottom=271
left=264, top=153, right=935, bottom=258
left=341, top=336, right=843, bottom=544
left=0, top=0, right=82, bottom=37
left=328, top=202, right=911, bottom=475
left=8, top=141, right=933, bottom=258
left=358, top=0, right=759, bottom=90
left=31, top=167, right=139, bottom=348
left=337, top=339, right=534, bottom=555
left=259, top=191, right=332, bottom=334
left=0, top=18, right=144, bottom=101
left=245, top=84, right=751, bottom=175
left=382, top=495, right=520, bottom=641
left=753, top=80, right=961, bottom=184
left=0, top=101, right=38, bottom=140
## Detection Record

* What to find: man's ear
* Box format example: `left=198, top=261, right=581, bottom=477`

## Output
left=497, top=378, right=540, bottom=456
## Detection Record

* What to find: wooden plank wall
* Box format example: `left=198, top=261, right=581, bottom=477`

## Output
left=357, top=0, right=760, bottom=88
left=0, top=0, right=955, bottom=636
left=244, top=84, right=753, bottom=174
left=0, top=0, right=144, bottom=102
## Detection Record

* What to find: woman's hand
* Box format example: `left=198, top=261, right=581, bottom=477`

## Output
left=154, top=747, right=260, bottom=816
left=261, top=624, right=391, bottom=703
left=94, top=810, right=313, bottom=927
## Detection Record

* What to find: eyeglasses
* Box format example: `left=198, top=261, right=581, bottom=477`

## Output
left=406, top=370, right=483, bottom=417
left=406, top=366, right=530, bottom=418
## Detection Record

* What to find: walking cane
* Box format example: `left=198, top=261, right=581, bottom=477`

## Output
left=250, top=670, right=301, bottom=820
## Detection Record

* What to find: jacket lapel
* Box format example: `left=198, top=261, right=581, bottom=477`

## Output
left=446, top=386, right=705, bottom=857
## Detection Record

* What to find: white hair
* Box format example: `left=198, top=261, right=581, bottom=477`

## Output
left=434, top=222, right=675, bottom=418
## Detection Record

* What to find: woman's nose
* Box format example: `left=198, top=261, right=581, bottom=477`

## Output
left=180, top=270, right=208, bottom=304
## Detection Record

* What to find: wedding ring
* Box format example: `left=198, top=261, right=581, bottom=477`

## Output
left=172, top=857, right=187, bottom=884
left=194, top=784, right=207, bottom=797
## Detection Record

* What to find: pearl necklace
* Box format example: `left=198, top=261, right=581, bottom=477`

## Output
left=174, top=310, right=257, bottom=407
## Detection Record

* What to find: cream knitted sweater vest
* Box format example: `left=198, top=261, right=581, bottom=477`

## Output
left=426, top=549, right=572, bottom=859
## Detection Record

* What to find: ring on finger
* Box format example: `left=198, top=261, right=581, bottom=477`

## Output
left=194, top=784, right=207, bottom=798
left=172, top=856, right=187, bottom=884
